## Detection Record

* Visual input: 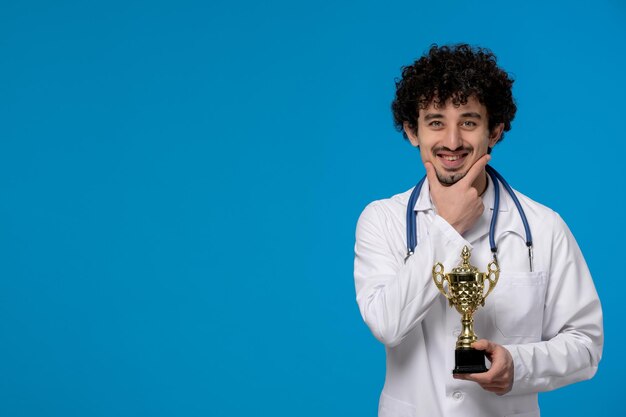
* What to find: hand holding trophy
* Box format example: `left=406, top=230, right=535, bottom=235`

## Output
left=432, top=246, right=500, bottom=374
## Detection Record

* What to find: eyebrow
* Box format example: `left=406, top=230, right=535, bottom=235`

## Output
left=423, top=113, right=444, bottom=120
left=460, top=112, right=482, bottom=119
left=423, top=112, right=483, bottom=120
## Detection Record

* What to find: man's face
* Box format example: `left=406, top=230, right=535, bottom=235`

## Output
left=404, top=96, right=503, bottom=186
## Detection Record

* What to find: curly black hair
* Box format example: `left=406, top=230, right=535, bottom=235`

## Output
left=392, top=44, right=516, bottom=143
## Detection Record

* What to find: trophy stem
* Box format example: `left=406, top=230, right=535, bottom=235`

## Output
left=453, top=312, right=487, bottom=374
left=456, top=313, right=478, bottom=350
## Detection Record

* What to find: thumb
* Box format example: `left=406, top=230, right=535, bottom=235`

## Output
left=471, top=339, right=493, bottom=352
left=458, top=154, right=491, bottom=188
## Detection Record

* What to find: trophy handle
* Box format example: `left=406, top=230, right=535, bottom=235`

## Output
left=432, top=262, right=452, bottom=301
left=483, top=260, right=500, bottom=301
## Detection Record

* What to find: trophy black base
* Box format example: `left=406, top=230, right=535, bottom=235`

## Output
left=452, top=348, right=488, bottom=374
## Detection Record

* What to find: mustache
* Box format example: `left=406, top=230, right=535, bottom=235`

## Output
left=432, top=146, right=473, bottom=155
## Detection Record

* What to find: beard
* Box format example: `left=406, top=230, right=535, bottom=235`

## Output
left=436, top=169, right=467, bottom=186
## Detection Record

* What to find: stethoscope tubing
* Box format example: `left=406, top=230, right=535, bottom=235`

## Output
left=405, top=165, right=533, bottom=270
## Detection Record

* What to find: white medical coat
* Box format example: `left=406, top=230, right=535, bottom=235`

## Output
left=354, top=177, right=603, bottom=417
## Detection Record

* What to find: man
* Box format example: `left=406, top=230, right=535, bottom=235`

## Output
left=354, top=44, right=603, bottom=417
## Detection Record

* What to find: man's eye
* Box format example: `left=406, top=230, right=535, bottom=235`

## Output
left=429, top=121, right=443, bottom=127
left=462, top=121, right=477, bottom=127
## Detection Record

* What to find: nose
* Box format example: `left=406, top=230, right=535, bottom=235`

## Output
left=443, top=125, right=463, bottom=151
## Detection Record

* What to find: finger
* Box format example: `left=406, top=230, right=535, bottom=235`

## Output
left=462, top=372, right=492, bottom=384
left=470, top=379, right=506, bottom=391
left=483, top=384, right=509, bottom=393
left=458, top=154, right=490, bottom=188
left=471, top=339, right=494, bottom=352
left=424, top=162, right=440, bottom=190
left=481, top=384, right=504, bottom=390
left=462, top=361, right=503, bottom=383
left=485, top=386, right=508, bottom=395
left=466, top=378, right=506, bottom=390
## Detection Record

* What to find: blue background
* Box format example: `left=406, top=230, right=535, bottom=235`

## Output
left=1, top=0, right=624, bottom=415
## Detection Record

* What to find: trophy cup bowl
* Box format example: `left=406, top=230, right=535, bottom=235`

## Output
left=432, top=246, right=499, bottom=374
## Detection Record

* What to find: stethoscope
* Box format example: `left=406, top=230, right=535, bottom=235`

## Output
left=405, top=165, right=534, bottom=271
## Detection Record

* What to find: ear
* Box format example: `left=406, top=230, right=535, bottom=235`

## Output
left=403, top=121, right=420, bottom=147
left=488, top=123, right=504, bottom=147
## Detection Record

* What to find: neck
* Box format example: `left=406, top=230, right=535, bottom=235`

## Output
left=474, top=171, right=488, bottom=196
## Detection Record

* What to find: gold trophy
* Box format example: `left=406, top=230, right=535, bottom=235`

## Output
left=432, top=246, right=499, bottom=374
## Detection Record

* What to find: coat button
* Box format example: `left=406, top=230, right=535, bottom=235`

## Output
left=452, top=391, right=464, bottom=400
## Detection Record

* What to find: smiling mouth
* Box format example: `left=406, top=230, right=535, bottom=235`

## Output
left=436, top=151, right=469, bottom=170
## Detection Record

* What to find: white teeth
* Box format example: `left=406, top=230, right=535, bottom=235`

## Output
left=442, top=155, right=461, bottom=161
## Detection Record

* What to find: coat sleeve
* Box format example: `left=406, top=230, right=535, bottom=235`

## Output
left=503, top=212, right=603, bottom=394
left=354, top=201, right=470, bottom=347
